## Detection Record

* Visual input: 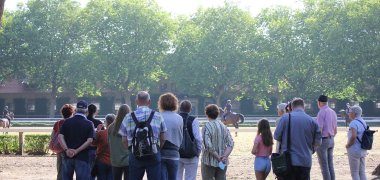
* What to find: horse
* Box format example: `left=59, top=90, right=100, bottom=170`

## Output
left=0, top=119, right=9, bottom=134
left=0, top=112, right=13, bottom=134
left=218, top=107, right=244, bottom=137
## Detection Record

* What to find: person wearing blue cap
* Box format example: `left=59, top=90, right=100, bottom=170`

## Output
left=58, top=100, right=95, bottom=180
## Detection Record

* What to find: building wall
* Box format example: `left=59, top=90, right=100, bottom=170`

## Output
left=2, top=93, right=380, bottom=117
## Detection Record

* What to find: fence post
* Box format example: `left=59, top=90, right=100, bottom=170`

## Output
left=18, top=132, right=23, bottom=155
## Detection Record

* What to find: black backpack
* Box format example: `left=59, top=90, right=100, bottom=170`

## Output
left=131, top=111, right=157, bottom=160
left=179, top=115, right=198, bottom=158
left=356, top=120, right=376, bottom=150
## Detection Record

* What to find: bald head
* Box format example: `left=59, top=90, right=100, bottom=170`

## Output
left=136, top=91, right=151, bottom=106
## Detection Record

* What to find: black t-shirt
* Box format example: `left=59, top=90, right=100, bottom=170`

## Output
left=60, top=114, right=95, bottom=162
left=87, top=116, right=103, bottom=150
left=87, top=116, right=103, bottom=129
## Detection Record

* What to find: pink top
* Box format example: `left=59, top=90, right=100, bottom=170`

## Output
left=316, top=105, right=337, bottom=137
left=254, top=135, right=272, bottom=157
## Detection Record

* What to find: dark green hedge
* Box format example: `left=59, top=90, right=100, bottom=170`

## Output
left=0, top=135, right=19, bottom=154
left=11, top=122, right=54, bottom=127
left=24, top=134, right=50, bottom=155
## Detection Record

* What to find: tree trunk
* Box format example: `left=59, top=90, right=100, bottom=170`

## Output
left=0, top=0, right=5, bottom=28
left=48, top=92, right=57, bottom=118
left=124, top=91, right=132, bottom=110
left=48, top=83, right=58, bottom=118
left=215, top=88, right=224, bottom=107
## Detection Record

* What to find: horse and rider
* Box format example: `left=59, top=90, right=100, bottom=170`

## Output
left=219, top=100, right=244, bottom=136
left=1, top=105, right=13, bottom=129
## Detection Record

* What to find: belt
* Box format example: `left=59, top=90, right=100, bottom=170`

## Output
left=322, top=136, right=333, bottom=139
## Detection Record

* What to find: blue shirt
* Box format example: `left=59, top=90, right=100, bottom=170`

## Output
left=60, top=113, right=95, bottom=162
left=347, top=118, right=367, bottom=157
left=160, top=111, right=183, bottom=160
left=118, top=106, right=167, bottom=146
left=274, top=108, right=321, bottom=167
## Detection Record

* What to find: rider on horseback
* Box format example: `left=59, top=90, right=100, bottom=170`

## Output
left=223, top=100, right=232, bottom=120
left=3, top=106, right=11, bottom=124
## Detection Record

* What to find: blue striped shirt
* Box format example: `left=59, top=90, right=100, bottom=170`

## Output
left=118, top=106, right=167, bottom=146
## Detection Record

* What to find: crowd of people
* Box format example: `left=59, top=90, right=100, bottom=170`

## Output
left=51, top=91, right=372, bottom=180
left=269, top=95, right=368, bottom=180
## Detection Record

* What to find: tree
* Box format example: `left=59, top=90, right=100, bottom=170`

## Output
left=167, top=4, right=258, bottom=106
left=256, top=2, right=356, bottom=103
left=298, top=0, right=380, bottom=101
left=340, top=0, right=380, bottom=100
left=83, top=0, right=172, bottom=105
left=0, top=0, right=5, bottom=28
left=12, top=0, right=83, bottom=117
left=0, top=8, right=34, bottom=83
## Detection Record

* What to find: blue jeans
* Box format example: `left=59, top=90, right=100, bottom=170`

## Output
left=161, top=159, right=179, bottom=180
left=57, top=153, right=63, bottom=180
left=348, top=153, right=366, bottom=180
left=62, top=157, right=90, bottom=180
left=129, top=153, right=161, bottom=180
left=96, top=160, right=113, bottom=180
left=89, top=149, right=96, bottom=180
left=283, top=166, right=311, bottom=180
left=112, top=166, right=129, bottom=180
left=316, top=137, right=335, bottom=180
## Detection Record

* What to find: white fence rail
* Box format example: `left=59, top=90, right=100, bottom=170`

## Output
left=12, top=116, right=380, bottom=124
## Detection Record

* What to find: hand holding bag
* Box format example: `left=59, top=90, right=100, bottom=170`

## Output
left=271, top=113, right=292, bottom=177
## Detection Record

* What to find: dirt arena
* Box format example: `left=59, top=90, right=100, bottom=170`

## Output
left=0, top=127, right=379, bottom=180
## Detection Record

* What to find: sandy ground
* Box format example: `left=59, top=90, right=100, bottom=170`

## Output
left=0, top=127, right=379, bottom=180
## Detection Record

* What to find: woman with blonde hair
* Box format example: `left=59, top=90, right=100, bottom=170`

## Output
left=108, top=104, right=131, bottom=180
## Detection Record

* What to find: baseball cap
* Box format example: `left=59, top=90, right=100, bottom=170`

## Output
left=76, top=100, right=88, bottom=109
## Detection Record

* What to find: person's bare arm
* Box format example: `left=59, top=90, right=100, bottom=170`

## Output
left=334, top=113, right=338, bottom=136
left=160, top=132, right=166, bottom=148
left=73, top=138, right=93, bottom=155
left=346, top=128, right=357, bottom=148
left=221, top=127, right=234, bottom=162
left=58, top=134, right=76, bottom=157
left=58, top=134, right=68, bottom=151
left=251, top=143, right=258, bottom=155
left=223, top=146, right=233, bottom=157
